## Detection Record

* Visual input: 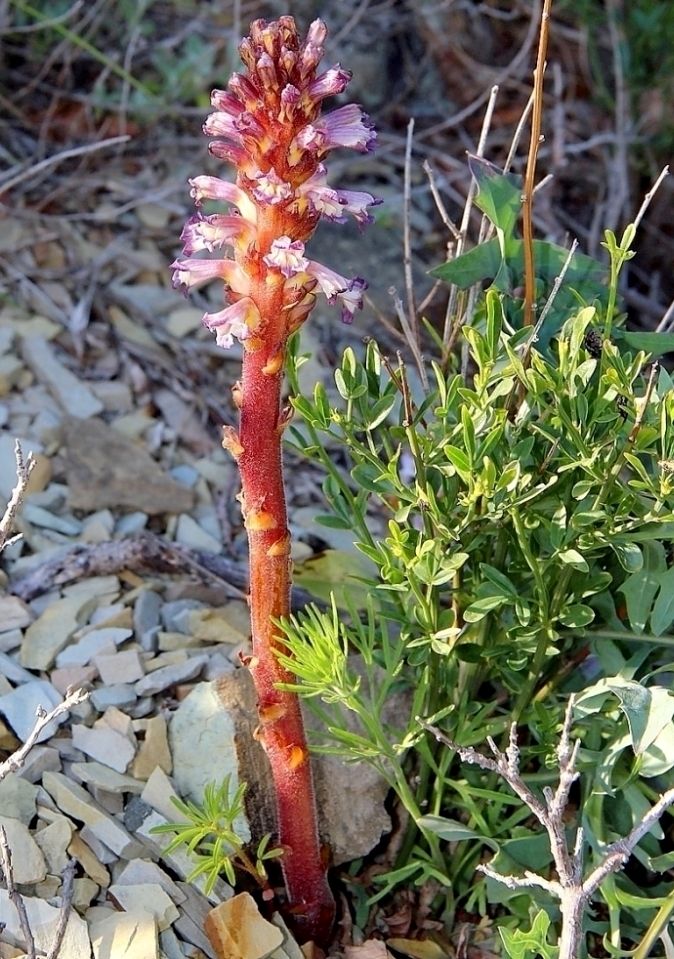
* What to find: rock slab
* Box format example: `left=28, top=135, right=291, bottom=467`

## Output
left=63, top=416, right=194, bottom=514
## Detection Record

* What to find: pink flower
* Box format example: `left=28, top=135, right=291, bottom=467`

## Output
left=264, top=237, right=309, bottom=278
left=171, top=258, right=250, bottom=296
left=188, top=176, right=257, bottom=223
left=297, top=165, right=381, bottom=229
left=251, top=169, right=293, bottom=206
left=203, top=297, right=261, bottom=349
left=292, top=104, right=376, bottom=160
left=180, top=213, right=255, bottom=256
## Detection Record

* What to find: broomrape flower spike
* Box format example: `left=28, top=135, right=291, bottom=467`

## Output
left=171, top=16, right=379, bottom=946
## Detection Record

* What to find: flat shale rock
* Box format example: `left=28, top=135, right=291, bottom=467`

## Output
left=205, top=893, right=283, bottom=959
left=63, top=416, right=194, bottom=514
left=20, top=334, right=104, bottom=420
left=0, top=889, right=91, bottom=958
left=169, top=682, right=250, bottom=842
left=0, top=815, right=46, bottom=883
left=20, top=594, right=96, bottom=670
left=89, top=908, right=158, bottom=959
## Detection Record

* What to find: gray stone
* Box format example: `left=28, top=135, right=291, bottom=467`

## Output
left=0, top=595, right=33, bottom=632
left=0, top=648, right=37, bottom=684
left=70, top=761, right=144, bottom=795
left=169, top=682, right=249, bottom=841
left=175, top=514, right=222, bottom=553
left=134, top=655, right=208, bottom=697
left=0, top=815, right=46, bottom=883
left=0, top=679, right=64, bottom=743
left=71, top=723, right=136, bottom=773
left=42, top=772, right=144, bottom=860
left=20, top=594, right=96, bottom=670
left=133, top=588, right=162, bottom=641
left=21, top=334, right=104, bottom=418
left=90, top=684, right=138, bottom=711
left=0, top=772, right=38, bottom=824
left=0, top=889, right=91, bottom=958
left=55, top=626, right=132, bottom=667
left=169, top=464, right=199, bottom=487
left=0, top=628, right=23, bottom=652
left=14, top=744, right=61, bottom=782
left=114, top=511, right=148, bottom=535
left=22, top=503, right=83, bottom=536
left=93, top=648, right=144, bottom=685
left=33, top=816, right=72, bottom=874
left=161, top=599, right=205, bottom=634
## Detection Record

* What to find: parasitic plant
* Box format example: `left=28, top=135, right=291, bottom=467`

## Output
left=171, top=15, right=379, bottom=944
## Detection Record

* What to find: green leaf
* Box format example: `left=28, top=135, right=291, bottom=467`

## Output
left=293, top=550, right=376, bottom=610
left=444, top=445, right=471, bottom=481
left=618, top=541, right=667, bottom=632
left=556, top=548, right=589, bottom=572
left=499, top=910, right=557, bottom=959
left=417, top=814, right=498, bottom=850
left=429, top=239, right=503, bottom=288
left=610, top=541, right=643, bottom=572
left=651, top=566, right=674, bottom=636
left=366, top=393, right=396, bottom=430
left=558, top=604, right=595, bottom=628
left=467, top=155, right=522, bottom=240
left=620, top=331, right=674, bottom=357
left=607, top=680, right=674, bottom=755
left=464, top=594, right=509, bottom=622
left=314, top=514, right=353, bottom=530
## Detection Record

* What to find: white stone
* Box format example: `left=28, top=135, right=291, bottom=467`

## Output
left=0, top=815, right=46, bottom=883
left=0, top=888, right=91, bottom=958
left=33, top=816, right=73, bottom=874
left=21, top=335, right=104, bottom=419
left=108, top=883, right=179, bottom=931
left=89, top=908, right=158, bottom=959
left=169, top=682, right=249, bottom=841
left=175, top=514, right=222, bottom=554
left=115, top=859, right=185, bottom=905
left=70, top=761, right=144, bottom=795
left=204, top=893, right=283, bottom=959
left=71, top=724, right=136, bottom=773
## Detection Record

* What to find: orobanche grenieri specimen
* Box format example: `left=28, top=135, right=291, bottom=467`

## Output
left=171, top=15, right=379, bottom=943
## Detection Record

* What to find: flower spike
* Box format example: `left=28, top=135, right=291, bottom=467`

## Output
left=173, top=16, right=379, bottom=946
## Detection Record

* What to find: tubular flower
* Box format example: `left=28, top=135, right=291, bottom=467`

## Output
left=171, top=15, right=379, bottom=351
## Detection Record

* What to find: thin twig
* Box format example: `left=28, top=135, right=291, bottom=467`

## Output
left=423, top=161, right=460, bottom=239
left=0, top=136, right=131, bottom=195
left=45, top=859, right=77, bottom=959
left=0, top=687, right=90, bottom=781
left=522, top=0, right=553, bottom=328
left=633, top=166, right=670, bottom=232
left=0, top=440, right=35, bottom=554
left=0, top=826, right=36, bottom=959
left=403, top=118, right=417, bottom=349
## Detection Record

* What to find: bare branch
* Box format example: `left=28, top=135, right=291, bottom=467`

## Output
left=0, top=826, right=36, bottom=959
left=0, top=440, right=35, bottom=554
left=0, top=687, right=90, bottom=782
left=46, top=859, right=78, bottom=959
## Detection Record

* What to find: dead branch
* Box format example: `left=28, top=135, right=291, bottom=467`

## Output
left=0, top=687, right=90, bottom=781
left=420, top=698, right=674, bottom=959
left=0, top=440, right=35, bottom=555
left=0, top=826, right=36, bottom=959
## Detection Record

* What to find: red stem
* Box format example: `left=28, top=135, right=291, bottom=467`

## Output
left=235, top=240, right=334, bottom=943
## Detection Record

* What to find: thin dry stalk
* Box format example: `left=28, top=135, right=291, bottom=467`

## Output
left=522, top=0, right=553, bottom=328
left=0, top=826, right=36, bottom=959
left=0, top=440, right=35, bottom=554
left=45, top=859, right=77, bottom=959
left=0, top=136, right=131, bottom=195
left=403, top=117, right=417, bottom=350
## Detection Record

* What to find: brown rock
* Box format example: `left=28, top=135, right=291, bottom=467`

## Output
left=205, top=893, right=283, bottom=959
left=63, top=416, right=194, bottom=515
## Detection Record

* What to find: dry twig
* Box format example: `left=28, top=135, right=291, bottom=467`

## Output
left=421, top=698, right=674, bottom=959
left=0, top=826, right=35, bottom=959
left=0, top=440, right=35, bottom=554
